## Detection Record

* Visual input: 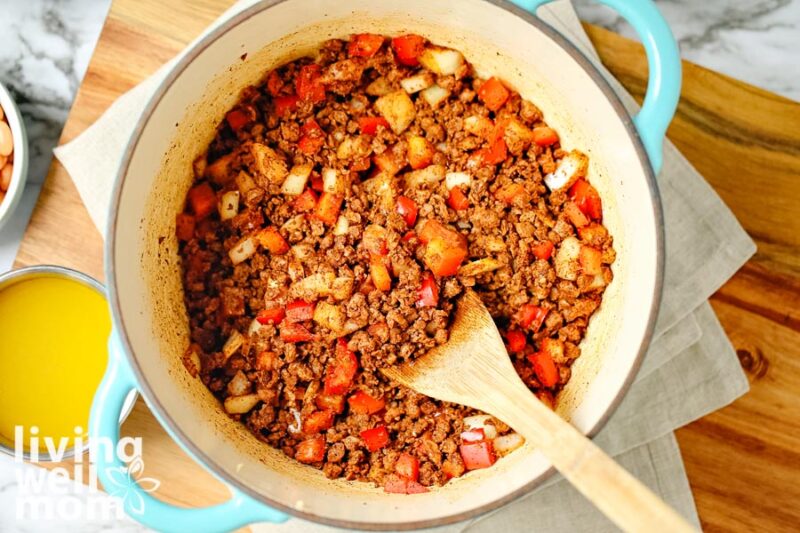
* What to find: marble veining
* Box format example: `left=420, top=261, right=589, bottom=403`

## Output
left=573, top=0, right=800, bottom=101
left=0, top=1, right=796, bottom=532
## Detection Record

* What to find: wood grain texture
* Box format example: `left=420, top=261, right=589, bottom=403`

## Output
left=10, top=2, right=799, bottom=530
left=584, top=24, right=800, bottom=533
left=386, top=290, right=695, bottom=533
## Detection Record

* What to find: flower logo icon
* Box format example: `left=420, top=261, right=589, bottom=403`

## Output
left=104, top=456, right=161, bottom=515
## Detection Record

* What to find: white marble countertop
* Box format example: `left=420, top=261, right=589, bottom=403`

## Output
left=0, top=1, right=797, bottom=531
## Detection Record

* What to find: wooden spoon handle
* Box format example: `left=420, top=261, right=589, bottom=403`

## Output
left=488, top=379, right=697, bottom=533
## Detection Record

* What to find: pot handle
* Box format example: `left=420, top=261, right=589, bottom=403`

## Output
left=512, top=0, right=681, bottom=173
left=89, top=332, right=289, bottom=532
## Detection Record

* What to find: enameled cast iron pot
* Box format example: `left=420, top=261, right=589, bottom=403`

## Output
left=90, top=0, right=681, bottom=530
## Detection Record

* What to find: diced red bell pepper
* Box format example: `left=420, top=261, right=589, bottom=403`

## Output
left=348, top=33, right=384, bottom=58
left=286, top=300, right=316, bottom=323
left=417, top=219, right=451, bottom=244
left=373, top=144, right=406, bottom=175
left=266, top=70, right=283, bottom=96
left=395, top=453, right=420, bottom=481
left=494, top=182, right=524, bottom=205
left=528, top=350, right=559, bottom=388
left=358, top=116, right=390, bottom=135
left=391, top=34, right=426, bottom=66
left=459, top=441, right=496, bottom=470
left=477, top=77, right=510, bottom=112
left=188, top=183, right=216, bottom=219
left=225, top=108, right=252, bottom=132
left=460, top=428, right=486, bottom=443
left=505, top=329, right=527, bottom=353
left=298, top=118, right=325, bottom=154
left=418, top=220, right=469, bottom=277
left=348, top=390, right=386, bottom=415
left=324, top=338, right=359, bottom=395
left=531, top=240, right=554, bottom=261
left=258, top=226, right=290, bottom=255
left=569, top=179, right=603, bottom=221
left=416, top=272, right=438, bottom=308
left=370, top=255, right=392, bottom=292
left=296, top=64, right=326, bottom=103
left=401, top=231, right=417, bottom=243
left=407, top=135, right=434, bottom=170
left=447, top=187, right=470, bottom=211
left=516, top=303, right=547, bottom=331
left=532, top=126, right=559, bottom=146
left=176, top=213, right=196, bottom=241
left=295, top=435, right=326, bottom=463
left=315, top=393, right=345, bottom=414
left=256, top=306, right=285, bottom=325
left=396, top=195, right=418, bottom=226
left=310, top=173, right=324, bottom=192
left=315, top=192, right=343, bottom=225
left=294, top=188, right=319, bottom=213
left=302, top=410, right=335, bottom=434
left=579, top=245, right=603, bottom=276
left=274, top=93, right=299, bottom=116
left=280, top=322, right=315, bottom=343
left=424, top=237, right=468, bottom=277
left=564, top=201, right=589, bottom=228
left=360, top=425, right=390, bottom=452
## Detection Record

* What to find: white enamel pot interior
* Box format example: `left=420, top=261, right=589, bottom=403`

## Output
left=107, top=0, right=663, bottom=529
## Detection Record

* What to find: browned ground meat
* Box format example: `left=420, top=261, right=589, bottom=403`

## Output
left=177, top=34, right=614, bottom=491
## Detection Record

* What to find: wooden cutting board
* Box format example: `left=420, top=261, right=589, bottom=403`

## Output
left=13, top=0, right=800, bottom=530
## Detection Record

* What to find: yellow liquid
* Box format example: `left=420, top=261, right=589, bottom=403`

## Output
left=0, top=275, right=110, bottom=453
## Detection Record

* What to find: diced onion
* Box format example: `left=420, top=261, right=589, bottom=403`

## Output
left=228, top=237, right=256, bottom=265
left=322, top=167, right=339, bottom=193
left=218, top=190, right=240, bottom=221
left=420, top=84, right=450, bottom=108
left=404, top=164, right=446, bottom=188
left=291, top=243, right=315, bottom=260
left=400, top=72, right=433, bottom=94
left=222, top=330, right=244, bottom=359
left=445, top=172, right=471, bottom=190
left=281, top=163, right=312, bottom=195
left=350, top=97, right=365, bottom=112
left=288, top=408, right=302, bottom=433
left=224, top=394, right=260, bottom=414
left=463, top=414, right=498, bottom=439
left=248, top=318, right=264, bottom=336
left=543, top=150, right=588, bottom=191
left=235, top=171, right=257, bottom=194
left=419, top=47, right=464, bottom=75
left=334, top=215, right=350, bottom=235
left=493, top=433, right=525, bottom=455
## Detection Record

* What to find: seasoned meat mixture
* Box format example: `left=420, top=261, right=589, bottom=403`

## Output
left=177, top=33, right=615, bottom=492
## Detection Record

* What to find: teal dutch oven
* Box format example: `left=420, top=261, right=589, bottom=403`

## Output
left=91, top=0, right=680, bottom=530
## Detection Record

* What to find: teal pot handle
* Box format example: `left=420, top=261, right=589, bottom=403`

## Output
left=512, top=0, right=681, bottom=173
left=89, top=333, right=288, bottom=532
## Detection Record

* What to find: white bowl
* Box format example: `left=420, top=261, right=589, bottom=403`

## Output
left=0, top=81, right=29, bottom=232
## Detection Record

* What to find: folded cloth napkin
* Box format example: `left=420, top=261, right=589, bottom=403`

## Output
left=52, top=1, right=756, bottom=531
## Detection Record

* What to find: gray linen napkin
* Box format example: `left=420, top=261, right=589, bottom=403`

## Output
left=51, top=1, right=755, bottom=531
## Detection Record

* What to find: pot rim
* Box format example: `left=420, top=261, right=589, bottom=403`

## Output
left=105, top=0, right=665, bottom=529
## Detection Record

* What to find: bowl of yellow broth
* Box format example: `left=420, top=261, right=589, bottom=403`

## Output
left=0, top=265, right=135, bottom=461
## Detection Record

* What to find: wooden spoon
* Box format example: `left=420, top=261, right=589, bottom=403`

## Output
left=383, top=289, right=696, bottom=532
